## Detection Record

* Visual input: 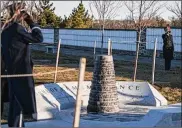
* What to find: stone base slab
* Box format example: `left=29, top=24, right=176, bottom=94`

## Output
left=33, top=81, right=168, bottom=120
left=2, top=104, right=181, bottom=127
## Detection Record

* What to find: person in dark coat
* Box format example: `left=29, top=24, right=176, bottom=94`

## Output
left=162, top=24, right=174, bottom=70
left=1, top=3, right=43, bottom=127
left=1, top=16, right=9, bottom=116
left=1, top=54, right=9, bottom=116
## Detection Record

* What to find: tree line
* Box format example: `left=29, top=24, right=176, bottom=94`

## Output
left=38, top=1, right=181, bottom=28
left=1, top=1, right=181, bottom=28
left=36, top=1, right=93, bottom=28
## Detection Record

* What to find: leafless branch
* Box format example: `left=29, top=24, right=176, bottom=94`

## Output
left=124, top=0, right=165, bottom=32
left=89, top=1, right=123, bottom=27
left=167, top=1, right=182, bottom=19
left=89, top=0, right=123, bottom=52
left=125, top=0, right=165, bottom=82
left=1, top=1, right=41, bottom=24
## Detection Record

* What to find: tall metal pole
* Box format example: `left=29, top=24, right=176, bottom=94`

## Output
left=152, top=38, right=157, bottom=85
left=54, top=39, right=61, bottom=83
left=73, top=58, right=86, bottom=128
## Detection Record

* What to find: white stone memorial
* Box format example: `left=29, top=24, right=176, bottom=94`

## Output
left=2, top=103, right=181, bottom=128
left=33, top=81, right=167, bottom=120
left=2, top=81, right=180, bottom=128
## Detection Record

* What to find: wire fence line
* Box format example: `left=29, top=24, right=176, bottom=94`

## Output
left=1, top=68, right=77, bottom=78
left=41, top=28, right=181, bottom=53
left=30, top=39, right=155, bottom=58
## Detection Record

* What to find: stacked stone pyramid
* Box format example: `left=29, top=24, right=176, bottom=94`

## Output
left=87, top=55, right=119, bottom=113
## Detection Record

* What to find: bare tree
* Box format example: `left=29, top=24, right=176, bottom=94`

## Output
left=124, top=0, right=165, bottom=81
left=1, top=1, right=26, bottom=30
left=89, top=1, right=123, bottom=53
left=167, top=1, right=182, bottom=20
left=24, top=1, right=43, bottom=22
left=1, top=1, right=15, bottom=22
left=1, top=1, right=41, bottom=19
left=1, top=1, right=41, bottom=30
left=1, top=1, right=11, bottom=16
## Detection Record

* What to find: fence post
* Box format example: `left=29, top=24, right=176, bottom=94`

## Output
left=152, top=38, right=157, bottom=85
left=94, top=41, right=97, bottom=60
left=19, top=111, right=23, bottom=127
left=54, top=28, right=59, bottom=44
left=111, top=40, right=113, bottom=55
left=73, top=58, right=86, bottom=128
left=54, top=39, right=61, bottom=83
left=108, top=38, right=111, bottom=55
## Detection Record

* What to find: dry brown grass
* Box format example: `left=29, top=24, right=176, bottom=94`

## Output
left=31, top=51, right=182, bottom=104
left=1, top=50, right=181, bottom=124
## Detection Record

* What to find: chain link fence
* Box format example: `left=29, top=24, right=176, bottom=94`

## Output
left=31, top=27, right=181, bottom=59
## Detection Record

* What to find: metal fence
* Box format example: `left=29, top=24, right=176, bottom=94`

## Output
left=41, top=28, right=182, bottom=53
left=146, top=28, right=182, bottom=52
left=59, top=29, right=137, bottom=51
left=41, top=29, right=54, bottom=43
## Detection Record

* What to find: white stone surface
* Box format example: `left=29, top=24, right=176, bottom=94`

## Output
left=138, top=104, right=182, bottom=127
left=33, top=81, right=167, bottom=120
left=2, top=104, right=181, bottom=128
left=116, top=81, right=168, bottom=106
left=34, top=83, right=76, bottom=120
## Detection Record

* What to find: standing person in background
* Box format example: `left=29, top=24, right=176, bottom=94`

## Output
left=162, top=24, right=174, bottom=71
left=1, top=2, right=43, bottom=127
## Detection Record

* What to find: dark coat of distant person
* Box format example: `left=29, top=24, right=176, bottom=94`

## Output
left=1, top=21, right=43, bottom=115
left=162, top=31, right=174, bottom=60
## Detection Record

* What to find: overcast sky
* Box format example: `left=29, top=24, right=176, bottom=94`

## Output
left=51, top=1, right=179, bottom=21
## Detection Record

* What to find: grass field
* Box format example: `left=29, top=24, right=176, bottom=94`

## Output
left=1, top=50, right=181, bottom=124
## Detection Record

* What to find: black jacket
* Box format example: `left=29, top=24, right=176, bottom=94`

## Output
left=1, top=22, right=43, bottom=114
left=162, top=33, right=174, bottom=60
left=1, top=54, right=9, bottom=115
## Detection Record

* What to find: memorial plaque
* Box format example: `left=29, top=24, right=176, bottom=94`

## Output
left=34, top=81, right=167, bottom=120
left=34, top=83, right=76, bottom=120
